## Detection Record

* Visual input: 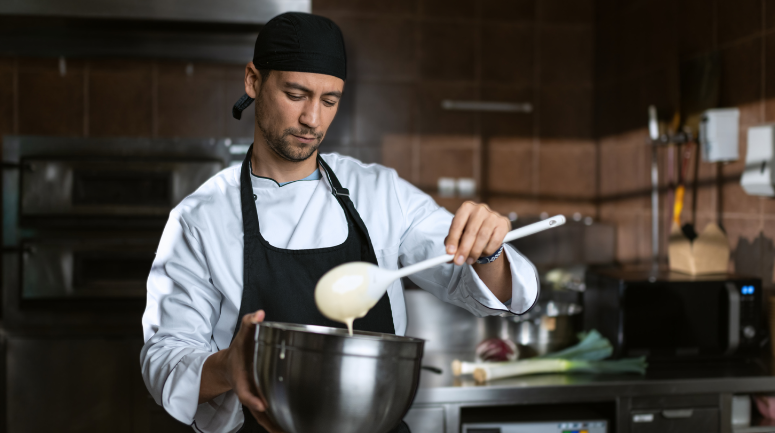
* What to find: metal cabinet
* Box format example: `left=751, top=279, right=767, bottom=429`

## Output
left=3, top=335, right=197, bottom=433
left=406, top=393, right=741, bottom=433
left=630, top=408, right=720, bottom=433
left=5, top=336, right=149, bottom=433
left=627, top=394, right=722, bottom=433
left=404, top=406, right=445, bottom=433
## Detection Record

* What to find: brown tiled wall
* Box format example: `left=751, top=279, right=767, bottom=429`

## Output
left=0, top=58, right=253, bottom=141
left=1, top=2, right=598, bottom=221
left=2, top=2, right=600, bottom=261
left=314, top=0, right=597, bottom=215
left=0, top=3, right=770, bottom=290
left=595, top=0, right=775, bottom=287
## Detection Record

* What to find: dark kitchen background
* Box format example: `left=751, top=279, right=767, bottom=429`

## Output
left=1, top=0, right=774, bottom=432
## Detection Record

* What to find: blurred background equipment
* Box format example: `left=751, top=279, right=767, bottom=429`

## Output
left=741, top=124, right=775, bottom=197
left=0, top=0, right=309, bottom=25
left=507, top=216, right=616, bottom=270
left=405, top=216, right=615, bottom=373
left=700, top=108, right=740, bottom=163
left=2, top=136, right=234, bottom=431
left=668, top=222, right=730, bottom=275
left=584, top=268, right=764, bottom=361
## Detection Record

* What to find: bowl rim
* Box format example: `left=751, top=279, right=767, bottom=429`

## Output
left=259, top=321, right=425, bottom=344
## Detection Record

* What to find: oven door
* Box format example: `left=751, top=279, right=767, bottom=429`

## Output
left=20, top=159, right=222, bottom=218
left=21, top=238, right=157, bottom=300
left=2, top=236, right=158, bottom=329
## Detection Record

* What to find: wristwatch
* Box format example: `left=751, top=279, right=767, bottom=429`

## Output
left=476, top=245, right=504, bottom=264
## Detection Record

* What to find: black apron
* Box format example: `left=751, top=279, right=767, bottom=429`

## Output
left=234, top=146, right=410, bottom=433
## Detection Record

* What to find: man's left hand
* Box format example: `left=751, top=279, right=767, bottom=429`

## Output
left=444, top=201, right=510, bottom=265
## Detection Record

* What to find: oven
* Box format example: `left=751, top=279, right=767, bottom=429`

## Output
left=2, top=136, right=239, bottom=329
left=1, top=135, right=245, bottom=431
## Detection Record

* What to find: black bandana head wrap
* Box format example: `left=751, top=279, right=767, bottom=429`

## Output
left=232, top=12, right=347, bottom=119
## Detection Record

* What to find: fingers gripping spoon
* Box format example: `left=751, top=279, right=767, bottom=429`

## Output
left=315, top=215, right=566, bottom=335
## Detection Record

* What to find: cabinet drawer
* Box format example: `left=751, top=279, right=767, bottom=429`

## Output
left=405, top=406, right=445, bottom=433
left=631, top=408, right=719, bottom=433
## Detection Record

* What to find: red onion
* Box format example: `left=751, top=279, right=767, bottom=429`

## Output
left=476, top=338, right=517, bottom=362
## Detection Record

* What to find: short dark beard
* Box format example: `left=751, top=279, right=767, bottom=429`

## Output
left=254, top=91, right=324, bottom=162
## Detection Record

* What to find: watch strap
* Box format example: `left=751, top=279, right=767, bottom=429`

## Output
left=476, top=244, right=504, bottom=264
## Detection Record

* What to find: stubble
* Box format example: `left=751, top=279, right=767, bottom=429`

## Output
left=255, top=94, right=324, bottom=162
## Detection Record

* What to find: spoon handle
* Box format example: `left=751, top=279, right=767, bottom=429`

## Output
left=393, top=253, right=455, bottom=279
left=503, top=215, right=565, bottom=243
left=393, top=215, right=566, bottom=279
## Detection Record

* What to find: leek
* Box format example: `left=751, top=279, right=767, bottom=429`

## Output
left=472, top=357, right=647, bottom=383
left=537, top=329, right=612, bottom=361
left=452, top=329, right=647, bottom=383
left=452, top=359, right=508, bottom=376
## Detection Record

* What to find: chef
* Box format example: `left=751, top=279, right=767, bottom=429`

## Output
left=141, top=11, right=538, bottom=433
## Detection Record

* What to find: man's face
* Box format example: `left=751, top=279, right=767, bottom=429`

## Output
left=249, top=69, right=344, bottom=162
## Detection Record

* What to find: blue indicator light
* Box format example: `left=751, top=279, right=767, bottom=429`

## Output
left=741, top=285, right=755, bottom=295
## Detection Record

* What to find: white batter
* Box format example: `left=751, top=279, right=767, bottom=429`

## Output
left=315, top=262, right=379, bottom=335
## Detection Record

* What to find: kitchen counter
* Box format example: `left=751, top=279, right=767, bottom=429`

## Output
left=406, top=352, right=775, bottom=433
left=401, top=289, right=775, bottom=432
left=415, top=352, right=775, bottom=404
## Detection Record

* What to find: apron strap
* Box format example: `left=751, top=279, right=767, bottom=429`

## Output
left=317, top=155, right=379, bottom=264
left=317, top=155, right=350, bottom=197
left=233, top=144, right=260, bottom=340
left=240, top=145, right=261, bottom=238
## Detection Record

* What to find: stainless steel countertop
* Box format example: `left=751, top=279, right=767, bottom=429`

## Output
left=403, top=286, right=775, bottom=407
left=413, top=351, right=775, bottom=406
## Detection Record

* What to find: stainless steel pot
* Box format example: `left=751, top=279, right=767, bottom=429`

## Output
left=252, top=322, right=425, bottom=433
left=481, top=301, right=583, bottom=357
left=509, top=301, right=583, bottom=356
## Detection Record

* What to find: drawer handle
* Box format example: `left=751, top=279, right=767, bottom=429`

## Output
left=633, top=414, right=654, bottom=423
left=662, top=409, right=694, bottom=419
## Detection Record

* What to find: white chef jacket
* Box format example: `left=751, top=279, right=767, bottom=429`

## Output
left=140, top=153, right=539, bottom=432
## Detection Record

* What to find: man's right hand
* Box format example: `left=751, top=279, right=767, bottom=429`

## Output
left=200, top=310, right=285, bottom=433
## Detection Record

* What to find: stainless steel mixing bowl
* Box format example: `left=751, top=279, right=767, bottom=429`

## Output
left=252, top=322, right=425, bottom=433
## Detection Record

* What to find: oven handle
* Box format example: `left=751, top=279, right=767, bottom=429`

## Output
left=2, top=246, right=33, bottom=254
left=724, top=283, right=740, bottom=355
left=2, top=162, right=34, bottom=171
left=662, top=409, right=693, bottom=419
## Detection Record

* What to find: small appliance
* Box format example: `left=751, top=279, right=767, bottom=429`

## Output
left=584, top=269, right=764, bottom=360
left=741, top=123, right=775, bottom=197
left=700, top=108, right=740, bottom=162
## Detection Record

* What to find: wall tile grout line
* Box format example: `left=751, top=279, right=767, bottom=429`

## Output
left=716, top=30, right=769, bottom=51
left=473, top=1, right=483, bottom=200
left=151, top=62, right=159, bottom=138
left=761, top=0, right=767, bottom=237
left=219, top=67, right=225, bottom=139
left=83, top=61, right=89, bottom=137
left=411, top=5, right=421, bottom=185
left=591, top=6, right=601, bottom=220
left=12, top=57, right=18, bottom=134
left=532, top=2, right=542, bottom=199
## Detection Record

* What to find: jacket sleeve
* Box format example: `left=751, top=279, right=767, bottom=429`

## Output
left=392, top=173, right=539, bottom=317
left=140, top=210, right=237, bottom=428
